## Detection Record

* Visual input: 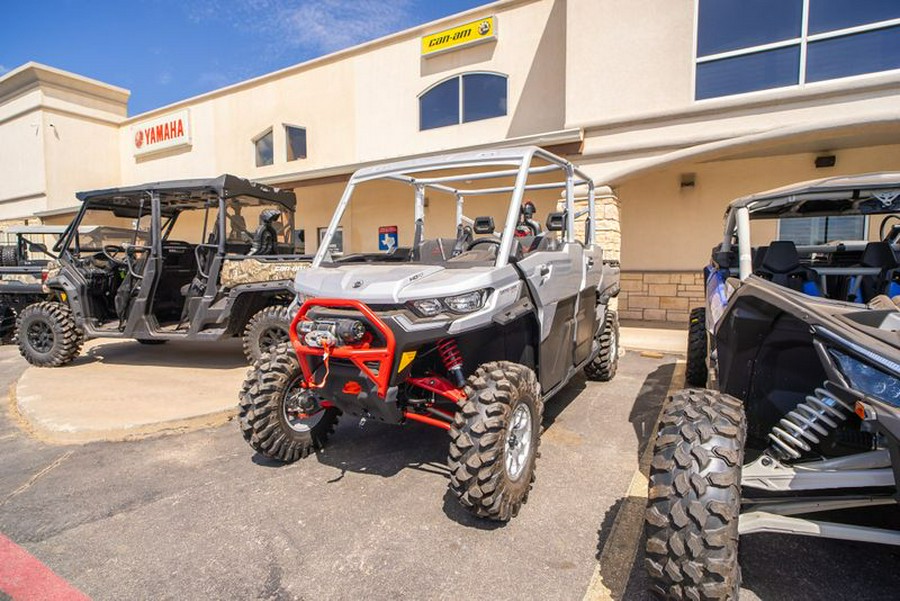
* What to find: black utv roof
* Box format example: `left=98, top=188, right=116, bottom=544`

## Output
left=727, top=172, right=900, bottom=220
left=75, top=174, right=295, bottom=211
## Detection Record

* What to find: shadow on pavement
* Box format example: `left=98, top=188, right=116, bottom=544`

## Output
left=593, top=362, right=675, bottom=599
left=629, top=362, right=674, bottom=465
left=75, top=340, right=248, bottom=370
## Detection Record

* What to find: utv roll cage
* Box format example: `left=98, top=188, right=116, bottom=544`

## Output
left=314, top=146, right=597, bottom=268
left=58, top=174, right=296, bottom=255
left=721, top=172, right=900, bottom=280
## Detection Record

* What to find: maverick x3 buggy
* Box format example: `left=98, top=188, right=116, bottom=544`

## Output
left=240, top=146, right=621, bottom=520
left=645, top=173, right=900, bottom=599
left=16, top=175, right=310, bottom=367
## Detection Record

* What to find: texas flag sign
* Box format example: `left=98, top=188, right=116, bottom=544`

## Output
left=378, top=226, right=398, bottom=251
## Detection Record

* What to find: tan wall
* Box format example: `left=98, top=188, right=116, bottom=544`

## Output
left=566, top=0, right=695, bottom=127
left=0, top=107, right=47, bottom=219
left=617, top=144, right=900, bottom=271
left=117, top=0, right=566, bottom=185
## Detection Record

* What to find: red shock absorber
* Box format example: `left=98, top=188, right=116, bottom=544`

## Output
left=436, top=338, right=466, bottom=387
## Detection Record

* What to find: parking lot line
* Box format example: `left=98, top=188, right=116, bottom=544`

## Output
left=583, top=360, right=685, bottom=601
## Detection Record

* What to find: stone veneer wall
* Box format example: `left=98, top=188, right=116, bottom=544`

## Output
left=617, top=271, right=705, bottom=323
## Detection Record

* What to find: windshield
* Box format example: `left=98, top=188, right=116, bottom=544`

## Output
left=315, top=154, right=590, bottom=267
left=67, top=206, right=151, bottom=252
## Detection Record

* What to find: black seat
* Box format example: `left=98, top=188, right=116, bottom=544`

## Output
left=418, top=238, right=457, bottom=264
left=847, top=242, right=899, bottom=303
left=755, top=241, right=820, bottom=294
left=248, top=210, right=281, bottom=256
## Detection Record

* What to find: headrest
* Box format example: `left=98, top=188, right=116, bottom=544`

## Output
left=521, top=201, right=536, bottom=218
left=761, top=241, right=800, bottom=273
left=259, top=209, right=281, bottom=224
left=473, top=216, right=494, bottom=235
left=860, top=242, right=898, bottom=269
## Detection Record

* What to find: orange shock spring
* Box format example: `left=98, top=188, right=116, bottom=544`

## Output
left=436, top=338, right=465, bottom=387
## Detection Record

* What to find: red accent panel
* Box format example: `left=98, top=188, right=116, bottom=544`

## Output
left=406, top=376, right=466, bottom=404
left=289, top=299, right=397, bottom=398
left=0, top=532, right=91, bottom=600
left=404, top=411, right=452, bottom=430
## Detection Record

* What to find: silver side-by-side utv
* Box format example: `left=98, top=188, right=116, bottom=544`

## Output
left=240, top=146, right=621, bottom=521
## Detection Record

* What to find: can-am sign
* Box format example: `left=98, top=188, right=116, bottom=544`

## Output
left=421, top=16, right=497, bottom=57
left=131, top=109, right=191, bottom=157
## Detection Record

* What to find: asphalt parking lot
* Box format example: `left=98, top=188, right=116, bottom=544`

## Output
left=1, top=345, right=898, bottom=600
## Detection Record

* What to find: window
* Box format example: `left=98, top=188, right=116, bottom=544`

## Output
left=285, top=125, right=307, bottom=161
left=419, top=73, right=507, bottom=131
left=254, top=128, right=273, bottom=167
left=779, top=216, right=866, bottom=245
left=695, top=0, right=900, bottom=100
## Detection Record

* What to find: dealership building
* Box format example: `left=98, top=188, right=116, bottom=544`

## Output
left=1, top=0, right=899, bottom=323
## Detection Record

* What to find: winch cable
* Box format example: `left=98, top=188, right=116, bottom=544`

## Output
left=305, top=342, right=333, bottom=390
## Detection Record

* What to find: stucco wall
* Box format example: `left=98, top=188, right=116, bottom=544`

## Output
left=617, top=144, right=900, bottom=272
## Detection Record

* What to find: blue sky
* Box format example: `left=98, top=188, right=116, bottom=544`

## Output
left=0, top=0, right=492, bottom=115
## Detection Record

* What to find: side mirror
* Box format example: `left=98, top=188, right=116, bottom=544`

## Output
left=546, top=212, right=566, bottom=232
left=473, top=216, right=495, bottom=235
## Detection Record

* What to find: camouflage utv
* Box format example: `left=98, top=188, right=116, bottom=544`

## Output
left=16, top=175, right=310, bottom=367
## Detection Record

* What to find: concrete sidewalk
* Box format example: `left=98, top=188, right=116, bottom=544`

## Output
left=620, top=325, right=687, bottom=355
left=13, top=339, right=246, bottom=443
left=10, top=323, right=686, bottom=444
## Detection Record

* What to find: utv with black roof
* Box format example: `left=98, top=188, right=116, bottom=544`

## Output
left=16, top=175, right=310, bottom=367
left=239, top=146, right=621, bottom=521
left=645, top=173, right=900, bottom=599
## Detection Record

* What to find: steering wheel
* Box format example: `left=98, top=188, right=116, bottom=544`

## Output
left=101, top=244, right=127, bottom=265
left=467, top=238, right=501, bottom=251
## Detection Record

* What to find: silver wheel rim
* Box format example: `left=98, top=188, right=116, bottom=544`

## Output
left=505, top=404, right=533, bottom=481
left=282, top=378, right=326, bottom=433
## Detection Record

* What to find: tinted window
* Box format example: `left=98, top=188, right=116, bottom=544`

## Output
left=420, top=78, right=459, bottom=131
left=254, top=130, right=273, bottom=167
left=286, top=126, right=307, bottom=161
left=779, top=216, right=866, bottom=245
left=807, top=25, right=900, bottom=82
left=462, top=74, right=507, bottom=123
left=697, top=0, right=803, bottom=56
left=696, top=46, right=800, bottom=100
left=808, top=0, right=900, bottom=35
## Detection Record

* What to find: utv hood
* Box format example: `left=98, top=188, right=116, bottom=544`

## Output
left=294, top=263, right=506, bottom=304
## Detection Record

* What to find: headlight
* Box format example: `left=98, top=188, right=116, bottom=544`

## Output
left=409, top=289, right=490, bottom=317
left=444, top=290, right=487, bottom=313
left=410, top=298, right=443, bottom=317
left=831, top=349, right=900, bottom=408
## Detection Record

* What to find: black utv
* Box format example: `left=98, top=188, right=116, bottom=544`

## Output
left=16, top=175, right=310, bottom=367
left=645, top=173, right=900, bottom=599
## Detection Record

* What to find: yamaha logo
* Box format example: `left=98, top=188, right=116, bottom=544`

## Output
left=134, top=130, right=144, bottom=148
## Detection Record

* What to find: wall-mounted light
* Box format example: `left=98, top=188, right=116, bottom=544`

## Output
left=680, top=173, right=696, bottom=188
left=815, top=155, right=836, bottom=169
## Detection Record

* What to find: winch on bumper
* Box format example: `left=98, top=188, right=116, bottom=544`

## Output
left=289, top=299, right=405, bottom=423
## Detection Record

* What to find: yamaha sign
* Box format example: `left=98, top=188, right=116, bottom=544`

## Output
left=131, top=109, right=192, bottom=157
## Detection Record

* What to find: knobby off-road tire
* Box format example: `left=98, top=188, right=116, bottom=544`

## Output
left=242, top=305, right=292, bottom=363
left=685, top=307, right=709, bottom=388
left=1, top=246, right=19, bottom=267
left=448, top=361, right=543, bottom=521
left=16, top=301, right=83, bottom=367
left=242, top=343, right=340, bottom=462
left=585, top=309, right=619, bottom=381
left=644, top=388, right=746, bottom=600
